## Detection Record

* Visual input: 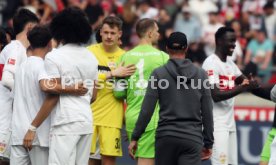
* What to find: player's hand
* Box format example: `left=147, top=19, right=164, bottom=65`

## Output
left=23, top=130, right=36, bottom=151
left=201, top=148, right=212, bottom=160
left=72, top=82, right=88, bottom=96
left=112, top=62, right=136, bottom=78
left=241, top=79, right=249, bottom=86
left=128, top=141, right=137, bottom=160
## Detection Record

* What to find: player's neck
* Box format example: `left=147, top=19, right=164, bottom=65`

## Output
left=31, top=48, right=48, bottom=59
left=170, top=54, right=185, bottom=59
left=139, top=38, right=152, bottom=46
left=215, top=49, right=227, bottom=62
left=16, top=32, right=30, bottom=49
left=102, top=43, right=118, bottom=53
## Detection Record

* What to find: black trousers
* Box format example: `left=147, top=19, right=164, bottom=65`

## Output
left=155, top=136, right=202, bottom=165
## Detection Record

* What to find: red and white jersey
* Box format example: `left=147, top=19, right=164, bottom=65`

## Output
left=0, top=40, right=27, bottom=133
left=0, top=40, right=27, bottom=81
left=202, top=54, right=242, bottom=131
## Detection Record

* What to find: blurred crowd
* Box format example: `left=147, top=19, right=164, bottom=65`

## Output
left=0, top=0, right=276, bottom=83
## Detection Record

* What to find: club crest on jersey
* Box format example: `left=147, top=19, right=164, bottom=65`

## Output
left=8, top=58, right=16, bottom=65
left=0, top=142, right=7, bottom=153
left=219, top=153, right=227, bottom=164
left=108, top=62, right=116, bottom=69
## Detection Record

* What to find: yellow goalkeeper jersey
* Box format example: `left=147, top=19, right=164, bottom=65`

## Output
left=87, top=43, right=125, bottom=128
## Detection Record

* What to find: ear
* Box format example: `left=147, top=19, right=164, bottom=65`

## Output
left=25, top=23, right=35, bottom=32
left=100, top=28, right=103, bottom=36
left=118, top=30, right=122, bottom=38
left=47, top=40, right=53, bottom=49
left=148, top=30, right=153, bottom=38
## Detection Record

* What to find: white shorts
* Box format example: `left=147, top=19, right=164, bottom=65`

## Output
left=269, top=136, right=276, bottom=165
left=211, top=130, right=238, bottom=165
left=49, top=133, right=92, bottom=165
left=0, top=131, right=11, bottom=160
left=89, top=136, right=101, bottom=160
left=10, top=145, right=48, bottom=165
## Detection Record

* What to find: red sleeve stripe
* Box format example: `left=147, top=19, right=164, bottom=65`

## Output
left=0, top=64, right=4, bottom=80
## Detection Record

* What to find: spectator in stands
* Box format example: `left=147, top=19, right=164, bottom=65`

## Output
left=174, top=6, right=202, bottom=44
left=244, top=29, right=274, bottom=83
left=157, top=8, right=173, bottom=51
left=186, top=42, right=207, bottom=66
left=263, top=2, right=276, bottom=44
left=0, top=28, right=7, bottom=52
left=137, top=0, right=158, bottom=19
left=120, top=0, right=138, bottom=48
left=188, top=0, right=218, bottom=26
left=202, top=11, right=224, bottom=56
left=230, top=20, right=244, bottom=69
left=4, top=27, right=15, bottom=44
left=84, top=0, right=105, bottom=31
left=220, top=0, right=240, bottom=26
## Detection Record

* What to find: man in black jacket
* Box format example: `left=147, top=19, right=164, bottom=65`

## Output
left=128, top=32, right=214, bottom=165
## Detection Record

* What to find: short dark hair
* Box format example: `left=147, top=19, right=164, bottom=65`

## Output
left=167, top=32, right=187, bottom=50
left=135, top=18, right=157, bottom=38
left=0, top=28, right=7, bottom=51
left=101, top=16, right=123, bottom=30
left=13, top=8, right=39, bottom=35
left=215, top=27, right=235, bottom=45
left=50, top=7, right=92, bottom=44
left=27, top=26, right=52, bottom=49
left=263, top=2, right=274, bottom=10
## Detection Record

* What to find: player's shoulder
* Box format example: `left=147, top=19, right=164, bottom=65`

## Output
left=87, top=43, right=101, bottom=53
left=2, top=40, right=22, bottom=55
left=202, top=54, right=219, bottom=67
left=45, top=48, right=59, bottom=61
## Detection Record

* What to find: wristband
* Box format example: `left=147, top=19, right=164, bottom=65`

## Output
left=29, top=125, right=37, bottom=132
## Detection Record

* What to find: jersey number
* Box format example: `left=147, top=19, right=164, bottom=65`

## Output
left=135, top=59, right=148, bottom=89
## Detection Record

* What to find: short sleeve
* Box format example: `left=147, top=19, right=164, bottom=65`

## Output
left=202, top=60, right=219, bottom=85
left=3, top=47, right=22, bottom=75
left=38, top=64, right=49, bottom=81
left=246, top=40, right=255, bottom=51
left=265, top=40, right=274, bottom=52
left=44, top=54, right=60, bottom=78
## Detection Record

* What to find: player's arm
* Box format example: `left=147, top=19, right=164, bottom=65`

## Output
left=23, top=93, right=59, bottom=150
left=90, top=81, right=97, bottom=104
left=1, top=70, right=14, bottom=90
left=39, top=79, right=88, bottom=96
left=1, top=49, right=19, bottom=90
left=129, top=71, right=159, bottom=159
left=270, top=85, right=276, bottom=102
left=201, top=73, right=214, bottom=150
left=211, top=75, right=258, bottom=102
left=238, top=74, right=274, bottom=101
left=99, top=62, right=136, bottom=80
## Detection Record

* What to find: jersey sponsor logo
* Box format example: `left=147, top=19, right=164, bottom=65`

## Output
left=98, top=65, right=111, bottom=72
left=234, top=106, right=274, bottom=122
left=219, top=75, right=236, bottom=90
left=8, top=58, right=16, bottom=65
left=0, top=64, right=4, bottom=80
left=207, top=70, right=214, bottom=76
